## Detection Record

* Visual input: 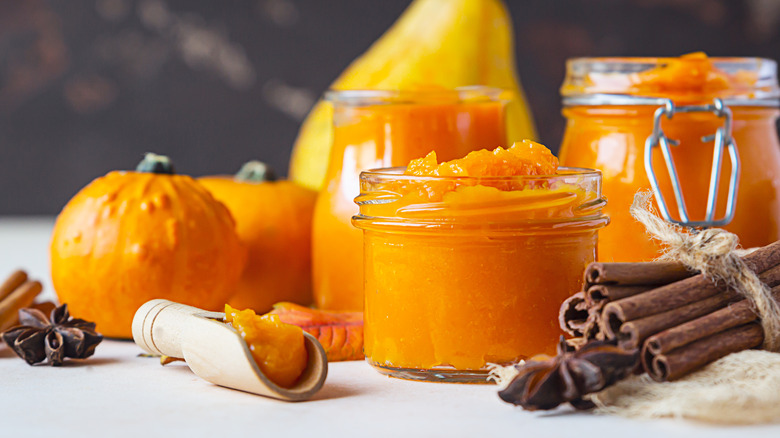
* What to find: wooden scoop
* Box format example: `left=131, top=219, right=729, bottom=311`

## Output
left=132, top=299, right=328, bottom=401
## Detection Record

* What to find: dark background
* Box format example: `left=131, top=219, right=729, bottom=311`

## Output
left=1, top=0, right=779, bottom=214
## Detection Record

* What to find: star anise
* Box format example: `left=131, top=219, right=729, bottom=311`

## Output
left=498, top=337, right=639, bottom=411
left=1, top=304, right=103, bottom=366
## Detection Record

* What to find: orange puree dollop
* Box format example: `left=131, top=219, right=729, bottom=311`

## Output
left=562, top=52, right=758, bottom=103
left=366, top=140, right=588, bottom=220
left=406, top=140, right=559, bottom=177
left=630, top=52, right=740, bottom=97
left=224, top=304, right=308, bottom=388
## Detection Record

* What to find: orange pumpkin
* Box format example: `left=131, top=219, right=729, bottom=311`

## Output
left=199, top=161, right=316, bottom=313
left=50, top=153, right=246, bottom=338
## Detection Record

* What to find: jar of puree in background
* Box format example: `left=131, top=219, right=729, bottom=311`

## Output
left=352, top=142, right=608, bottom=382
left=559, top=53, right=780, bottom=262
left=312, top=88, right=508, bottom=311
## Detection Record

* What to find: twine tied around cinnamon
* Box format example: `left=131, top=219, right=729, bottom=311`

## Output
left=630, top=190, right=780, bottom=352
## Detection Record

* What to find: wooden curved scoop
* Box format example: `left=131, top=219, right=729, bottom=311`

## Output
left=132, top=299, right=328, bottom=401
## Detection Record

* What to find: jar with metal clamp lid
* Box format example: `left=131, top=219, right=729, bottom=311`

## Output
left=559, top=53, right=780, bottom=262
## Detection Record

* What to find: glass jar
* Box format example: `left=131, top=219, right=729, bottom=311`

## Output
left=352, top=167, right=608, bottom=382
left=312, top=88, right=508, bottom=311
left=559, top=54, right=780, bottom=262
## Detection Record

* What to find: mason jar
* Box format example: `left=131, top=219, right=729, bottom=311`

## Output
left=352, top=166, right=608, bottom=382
left=312, top=88, right=508, bottom=311
left=559, top=54, right=780, bottom=261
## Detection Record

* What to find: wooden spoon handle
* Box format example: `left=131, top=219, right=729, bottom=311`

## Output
left=132, top=299, right=222, bottom=358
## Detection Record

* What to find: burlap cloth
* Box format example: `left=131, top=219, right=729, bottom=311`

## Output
left=590, top=349, right=780, bottom=423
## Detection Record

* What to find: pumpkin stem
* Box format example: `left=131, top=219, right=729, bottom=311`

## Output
left=136, top=153, right=174, bottom=174
left=235, top=161, right=277, bottom=182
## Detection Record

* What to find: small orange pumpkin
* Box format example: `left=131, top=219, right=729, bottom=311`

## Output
left=50, top=153, right=246, bottom=338
left=199, top=161, right=316, bottom=313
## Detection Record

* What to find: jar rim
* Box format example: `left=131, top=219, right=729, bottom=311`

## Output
left=353, top=166, right=609, bottom=234
left=561, top=55, right=780, bottom=103
left=359, top=166, right=602, bottom=182
left=325, top=86, right=509, bottom=105
left=567, top=56, right=776, bottom=70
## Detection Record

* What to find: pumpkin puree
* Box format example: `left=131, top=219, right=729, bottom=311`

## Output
left=225, top=304, right=308, bottom=388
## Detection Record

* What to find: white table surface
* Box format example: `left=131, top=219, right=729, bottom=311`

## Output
left=1, top=216, right=779, bottom=437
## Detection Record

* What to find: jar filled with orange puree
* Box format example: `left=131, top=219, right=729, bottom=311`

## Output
left=313, top=88, right=508, bottom=311
left=353, top=141, right=608, bottom=382
left=559, top=53, right=780, bottom=262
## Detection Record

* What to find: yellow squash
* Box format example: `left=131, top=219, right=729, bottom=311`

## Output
left=288, top=0, right=536, bottom=191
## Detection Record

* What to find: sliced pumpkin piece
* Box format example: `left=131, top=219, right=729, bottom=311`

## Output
left=268, top=303, right=363, bottom=362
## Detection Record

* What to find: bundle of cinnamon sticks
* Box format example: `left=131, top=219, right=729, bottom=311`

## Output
left=0, top=270, right=46, bottom=333
left=560, top=240, right=780, bottom=381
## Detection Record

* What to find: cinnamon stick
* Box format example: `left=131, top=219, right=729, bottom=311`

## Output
left=580, top=303, right=607, bottom=341
left=585, top=284, right=653, bottom=304
left=645, top=323, right=764, bottom=381
left=584, top=261, right=693, bottom=287
left=615, top=289, right=741, bottom=349
left=562, top=285, right=687, bottom=341
left=559, top=292, right=589, bottom=337
left=0, top=270, right=27, bottom=302
left=601, top=249, right=780, bottom=333
left=643, top=285, right=780, bottom=358
left=562, top=279, right=684, bottom=339
left=553, top=241, right=780, bottom=387
left=0, top=280, right=43, bottom=332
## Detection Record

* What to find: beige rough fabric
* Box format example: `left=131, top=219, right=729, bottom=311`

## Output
left=591, top=350, right=780, bottom=424
left=630, top=191, right=780, bottom=352
left=487, top=362, right=523, bottom=386
left=490, top=352, right=780, bottom=424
